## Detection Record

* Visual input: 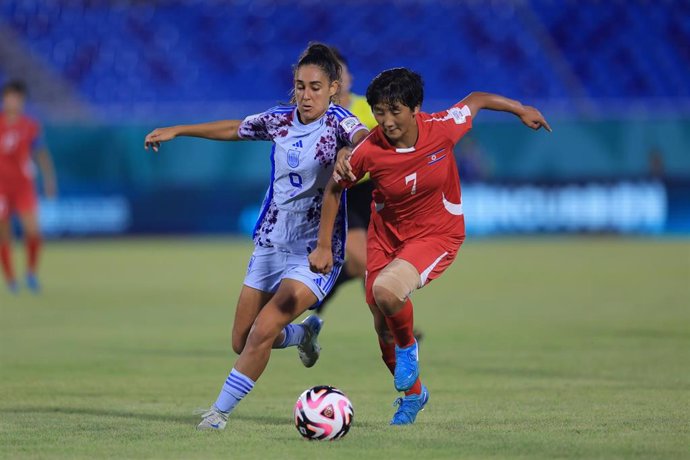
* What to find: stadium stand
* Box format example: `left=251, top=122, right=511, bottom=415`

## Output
left=0, top=0, right=688, bottom=119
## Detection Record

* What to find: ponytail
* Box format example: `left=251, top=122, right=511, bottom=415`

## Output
left=294, top=42, right=342, bottom=84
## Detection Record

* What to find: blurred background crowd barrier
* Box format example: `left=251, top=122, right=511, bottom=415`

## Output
left=1, top=0, right=688, bottom=237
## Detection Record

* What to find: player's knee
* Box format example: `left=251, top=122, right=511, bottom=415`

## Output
left=24, top=228, right=40, bottom=239
left=18, top=215, right=40, bottom=238
left=245, top=319, right=281, bottom=350
left=372, top=260, right=420, bottom=313
left=372, top=283, right=402, bottom=314
left=23, top=225, right=41, bottom=240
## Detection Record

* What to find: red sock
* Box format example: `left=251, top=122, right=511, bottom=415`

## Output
left=378, top=337, right=396, bottom=375
left=383, top=299, right=415, bottom=348
left=26, top=236, right=41, bottom=274
left=1, top=243, right=15, bottom=283
left=405, top=379, right=422, bottom=396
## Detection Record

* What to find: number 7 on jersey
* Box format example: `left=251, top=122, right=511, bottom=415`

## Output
left=405, top=172, right=417, bottom=195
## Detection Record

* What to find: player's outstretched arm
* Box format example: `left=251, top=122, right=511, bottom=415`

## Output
left=460, top=92, right=552, bottom=132
left=308, top=178, right=344, bottom=274
left=144, top=120, right=243, bottom=152
left=35, top=148, right=57, bottom=198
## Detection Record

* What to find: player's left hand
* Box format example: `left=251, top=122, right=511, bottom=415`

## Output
left=144, top=127, right=178, bottom=152
left=308, top=246, right=334, bottom=274
left=520, top=106, right=552, bottom=132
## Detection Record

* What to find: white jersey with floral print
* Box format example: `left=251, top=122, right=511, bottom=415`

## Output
left=238, top=103, right=367, bottom=262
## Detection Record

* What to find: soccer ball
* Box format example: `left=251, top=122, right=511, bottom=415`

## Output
left=294, top=385, right=354, bottom=441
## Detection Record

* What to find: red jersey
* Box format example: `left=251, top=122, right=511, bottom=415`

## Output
left=344, top=103, right=472, bottom=252
left=0, top=113, right=43, bottom=184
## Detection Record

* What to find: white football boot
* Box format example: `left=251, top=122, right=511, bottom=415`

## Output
left=297, top=315, right=324, bottom=368
left=196, top=406, right=229, bottom=431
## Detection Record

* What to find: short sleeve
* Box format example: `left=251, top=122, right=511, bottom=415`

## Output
left=238, top=107, right=288, bottom=141
left=337, top=142, right=368, bottom=189
left=432, top=103, right=473, bottom=144
left=332, top=106, right=368, bottom=146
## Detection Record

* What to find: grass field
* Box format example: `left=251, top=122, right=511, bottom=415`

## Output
left=0, top=237, right=688, bottom=459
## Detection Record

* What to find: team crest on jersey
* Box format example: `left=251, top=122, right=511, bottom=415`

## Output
left=287, top=149, right=300, bottom=168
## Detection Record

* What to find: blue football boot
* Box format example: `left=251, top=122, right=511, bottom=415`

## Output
left=7, top=280, right=19, bottom=294
left=390, top=385, right=429, bottom=425
left=26, top=272, right=40, bottom=294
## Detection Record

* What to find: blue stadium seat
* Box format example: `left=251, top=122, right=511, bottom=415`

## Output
left=1, top=0, right=686, bottom=115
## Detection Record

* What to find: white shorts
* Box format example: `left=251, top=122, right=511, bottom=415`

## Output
left=243, top=245, right=342, bottom=303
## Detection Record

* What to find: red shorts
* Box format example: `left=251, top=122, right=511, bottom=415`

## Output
left=0, top=180, right=37, bottom=220
left=364, top=234, right=465, bottom=305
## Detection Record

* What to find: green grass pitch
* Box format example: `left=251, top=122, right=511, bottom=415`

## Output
left=1, top=237, right=688, bottom=459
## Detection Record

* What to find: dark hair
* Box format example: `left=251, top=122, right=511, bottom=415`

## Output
left=2, top=80, right=27, bottom=96
left=366, top=68, right=423, bottom=110
left=329, top=46, right=348, bottom=67
left=294, top=42, right=342, bottom=84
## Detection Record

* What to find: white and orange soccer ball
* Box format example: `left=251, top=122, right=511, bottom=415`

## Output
left=294, top=386, right=354, bottom=441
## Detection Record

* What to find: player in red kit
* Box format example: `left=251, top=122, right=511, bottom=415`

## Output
left=309, top=68, right=551, bottom=425
left=0, top=81, right=57, bottom=294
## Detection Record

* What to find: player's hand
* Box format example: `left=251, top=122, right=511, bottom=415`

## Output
left=520, top=106, right=552, bottom=132
left=308, top=246, right=334, bottom=274
left=334, top=147, right=356, bottom=182
left=144, top=127, right=178, bottom=152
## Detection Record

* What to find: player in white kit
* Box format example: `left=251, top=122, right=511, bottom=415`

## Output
left=144, top=43, right=368, bottom=430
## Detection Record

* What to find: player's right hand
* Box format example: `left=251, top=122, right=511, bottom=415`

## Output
left=334, top=146, right=356, bottom=182
left=144, top=127, right=178, bottom=152
left=308, top=247, right=333, bottom=274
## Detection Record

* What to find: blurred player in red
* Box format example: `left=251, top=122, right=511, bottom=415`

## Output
left=309, top=68, right=550, bottom=425
left=0, top=81, right=57, bottom=294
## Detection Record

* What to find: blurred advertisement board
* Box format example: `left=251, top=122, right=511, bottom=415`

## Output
left=35, top=180, right=688, bottom=237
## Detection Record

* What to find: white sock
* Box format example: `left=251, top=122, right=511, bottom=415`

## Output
left=275, top=324, right=306, bottom=349
left=214, top=367, right=255, bottom=413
